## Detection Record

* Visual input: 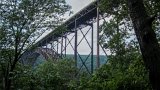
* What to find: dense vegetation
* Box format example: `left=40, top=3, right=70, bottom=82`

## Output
left=0, top=0, right=70, bottom=89
left=13, top=59, right=77, bottom=90
left=0, top=0, right=160, bottom=90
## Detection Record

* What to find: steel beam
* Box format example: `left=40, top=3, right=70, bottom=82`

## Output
left=29, top=0, right=109, bottom=75
left=51, top=43, right=53, bottom=57
left=64, top=36, right=67, bottom=57
left=57, top=39, right=59, bottom=56
left=96, top=0, right=100, bottom=68
left=75, top=25, right=93, bottom=75
left=61, top=37, right=63, bottom=58
left=91, top=24, right=94, bottom=73
left=74, top=19, right=78, bottom=67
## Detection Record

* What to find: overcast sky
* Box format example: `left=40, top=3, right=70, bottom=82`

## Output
left=66, top=0, right=93, bottom=14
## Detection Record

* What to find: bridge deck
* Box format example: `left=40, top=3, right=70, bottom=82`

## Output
left=35, top=1, right=98, bottom=46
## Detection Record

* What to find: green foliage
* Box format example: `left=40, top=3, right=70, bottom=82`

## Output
left=12, top=59, right=77, bottom=90
left=87, top=52, right=151, bottom=90
left=34, top=59, right=77, bottom=89
left=78, top=40, right=151, bottom=89
left=92, top=0, right=160, bottom=89
left=0, top=0, right=71, bottom=89
left=1, top=0, right=159, bottom=89
left=0, top=0, right=70, bottom=51
left=53, top=25, right=68, bottom=37
left=75, top=0, right=156, bottom=89
left=100, top=0, right=160, bottom=16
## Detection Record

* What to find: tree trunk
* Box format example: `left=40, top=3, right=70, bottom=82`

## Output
left=5, top=58, right=18, bottom=90
left=5, top=68, right=12, bottom=90
left=127, top=0, right=160, bottom=90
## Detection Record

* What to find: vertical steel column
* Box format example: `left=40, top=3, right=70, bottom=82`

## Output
left=51, top=42, right=55, bottom=57
left=64, top=36, right=67, bottom=57
left=51, top=37, right=54, bottom=57
left=53, top=41, right=58, bottom=59
left=57, top=39, right=59, bottom=57
left=54, top=42, right=56, bottom=59
left=40, top=42, right=42, bottom=47
left=74, top=19, right=78, bottom=67
left=61, top=37, right=63, bottom=58
left=46, top=40, right=48, bottom=52
left=96, top=0, right=100, bottom=68
left=45, top=41, right=48, bottom=59
left=50, top=43, right=52, bottom=50
left=91, top=24, right=94, bottom=73
left=50, top=43, right=53, bottom=56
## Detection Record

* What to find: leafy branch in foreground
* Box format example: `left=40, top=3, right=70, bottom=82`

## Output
left=0, top=0, right=70, bottom=89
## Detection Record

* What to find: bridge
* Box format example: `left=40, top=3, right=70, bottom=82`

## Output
left=24, top=0, right=108, bottom=75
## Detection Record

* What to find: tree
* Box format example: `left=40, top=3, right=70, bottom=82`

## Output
left=33, top=59, right=77, bottom=90
left=100, top=0, right=160, bottom=89
left=9, top=59, right=77, bottom=90
left=127, top=1, right=160, bottom=89
left=0, top=0, right=70, bottom=89
left=81, top=13, right=150, bottom=89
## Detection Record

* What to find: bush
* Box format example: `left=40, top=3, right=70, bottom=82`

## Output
left=12, top=58, right=77, bottom=90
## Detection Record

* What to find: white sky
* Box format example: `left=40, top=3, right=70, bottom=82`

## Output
left=43, top=0, right=108, bottom=55
left=66, top=0, right=94, bottom=14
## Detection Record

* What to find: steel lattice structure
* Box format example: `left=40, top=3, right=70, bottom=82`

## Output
left=33, top=0, right=107, bottom=74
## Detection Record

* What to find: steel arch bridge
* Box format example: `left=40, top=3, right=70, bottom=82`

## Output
left=25, top=0, right=108, bottom=75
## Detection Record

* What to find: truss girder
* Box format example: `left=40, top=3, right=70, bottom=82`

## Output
left=31, top=0, right=109, bottom=75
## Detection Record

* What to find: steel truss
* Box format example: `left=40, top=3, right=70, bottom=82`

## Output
left=33, top=0, right=109, bottom=75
